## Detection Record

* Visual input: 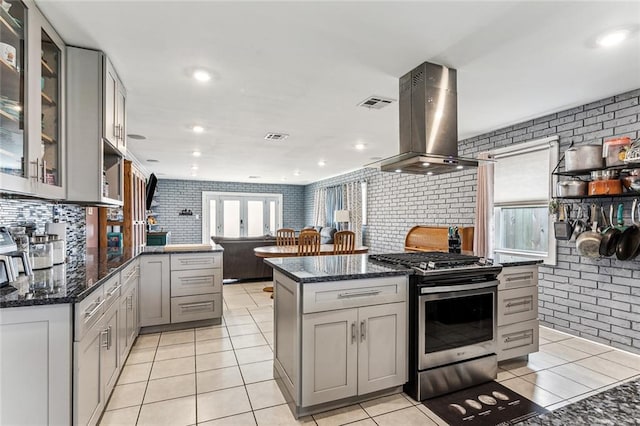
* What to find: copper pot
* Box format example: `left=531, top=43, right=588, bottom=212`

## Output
left=588, top=179, right=622, bottom=196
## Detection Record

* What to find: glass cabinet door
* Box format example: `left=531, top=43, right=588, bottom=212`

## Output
left=40, top=27, right=60, bottom=187
left=0, top=0, right=27, bottom=182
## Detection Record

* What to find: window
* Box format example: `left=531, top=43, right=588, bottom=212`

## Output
left=202, top=192, right=283, bottom=242
left=492, top=136, right=558, bottom=265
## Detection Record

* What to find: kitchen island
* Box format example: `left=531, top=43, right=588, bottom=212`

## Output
left=265, top=254, right=411, bottom=418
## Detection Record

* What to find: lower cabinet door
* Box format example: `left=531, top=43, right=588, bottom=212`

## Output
left=118, top=292, right=129, bottom=362
left=497, top=319, right=539, bottom=361
left=357, top=302, right=407, bottom=395
left=301, top=308, right=358, bottom=406
left=128, top=286, right=138, bottom=347
left=75, top=316, right=105, bottom=426
left=139, top=255, right=171, bottom=326
left=101, top=302, right=120, bottom=397
left=170, top=293, right=222, bottom=323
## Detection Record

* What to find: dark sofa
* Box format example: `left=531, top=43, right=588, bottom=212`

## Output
left=211, top=236, right=276, bottom=281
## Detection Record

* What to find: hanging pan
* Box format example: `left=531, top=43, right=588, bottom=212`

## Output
left=616, top=199, right=640, bottom=261
left=599, top=205, right=622, bottom=257
left=576, top=204, right=603, bottom=258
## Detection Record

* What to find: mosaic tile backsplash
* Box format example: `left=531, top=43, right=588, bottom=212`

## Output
left=0, top=197, right=86, bottom=257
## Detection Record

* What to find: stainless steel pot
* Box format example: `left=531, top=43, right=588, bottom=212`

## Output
left=565, top=144, right=604, bottom=171
left=591, top=170, right=619, bottom=180
left=557, top=179, right=587, bottom=197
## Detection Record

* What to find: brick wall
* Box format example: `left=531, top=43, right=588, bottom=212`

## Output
left=155, top=179, right=306, bottom=244
left=304, top=88, right=640, bottom=354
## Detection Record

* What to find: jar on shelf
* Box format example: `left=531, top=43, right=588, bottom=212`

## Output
left=29, top=235, right=53, bottom=270
left=47, top=234, right=65, bottom=265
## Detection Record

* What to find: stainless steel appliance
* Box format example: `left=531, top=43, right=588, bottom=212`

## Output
left=0, top=227, right=20, bottom=287
left=369, top=252, right=502, bottom=400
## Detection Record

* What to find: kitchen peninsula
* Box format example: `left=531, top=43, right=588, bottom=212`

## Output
left=266, top=254, right=411, bottom=418
left=0, top=244, right=223, bottom=426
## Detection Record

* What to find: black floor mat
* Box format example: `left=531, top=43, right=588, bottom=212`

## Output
left=422, top=381, right=548, bottom=425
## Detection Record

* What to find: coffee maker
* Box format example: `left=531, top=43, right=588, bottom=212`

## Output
left=0, top=226, right=33, bottom=287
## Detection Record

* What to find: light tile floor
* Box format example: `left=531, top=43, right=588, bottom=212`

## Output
left=99, top=281, right=640, bottom=425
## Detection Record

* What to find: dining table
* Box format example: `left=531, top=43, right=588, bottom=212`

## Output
left=253, top=244, right=368, bottom=258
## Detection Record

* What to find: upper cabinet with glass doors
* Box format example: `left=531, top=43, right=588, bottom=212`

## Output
left=0, top=0, right=65, bottom=199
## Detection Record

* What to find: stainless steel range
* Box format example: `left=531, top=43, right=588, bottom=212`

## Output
left=369, top=252, right=502, bottom=401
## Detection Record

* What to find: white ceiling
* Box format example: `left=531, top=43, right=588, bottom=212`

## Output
left=37, top=1, right=640, bottom=185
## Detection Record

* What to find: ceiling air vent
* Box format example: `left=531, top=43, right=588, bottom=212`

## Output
left=357, top=95, right=396, bottom=110
left=264, top=132, right=289, bottom=141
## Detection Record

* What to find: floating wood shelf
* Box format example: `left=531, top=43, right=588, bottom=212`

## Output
left=107, top=220, right=124, bottom=226
left=0, top=56, right=18, bottom=74
left=41, top=92, right=56, bottom=106
left=41, top=59, right=56, bottom=78
left=0, top=108, right=20, bottom=133
left=41, top=133, right=56, bottom=144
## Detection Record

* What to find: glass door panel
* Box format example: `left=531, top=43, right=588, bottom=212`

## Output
left=40, top=28, right=60, bottom=186
left=246, top=200, right=264, bottom=237
left=269, top=201, right=276, bottom=235
left=209, top=200, right=216, bottom=238
left=222, top=199, right=240, bottom=238
left=0, top=0, right=27, bottom=179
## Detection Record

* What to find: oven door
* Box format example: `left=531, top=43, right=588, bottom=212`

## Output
left=418, top=280, right=497, bottom=370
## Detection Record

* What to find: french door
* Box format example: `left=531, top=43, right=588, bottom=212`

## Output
left=202, top=192, right=282, bottom=242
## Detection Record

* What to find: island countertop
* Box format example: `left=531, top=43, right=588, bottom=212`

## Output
left=0, top=244, right=223, bottom=308
left=264, top=254, right=412, bottom=283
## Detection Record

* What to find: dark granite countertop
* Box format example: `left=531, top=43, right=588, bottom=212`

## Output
left=0, top=244, right=224, bottom=309
left=265, top=254, right=412, bottom=283
left=515, top=377, right=640, bottom=425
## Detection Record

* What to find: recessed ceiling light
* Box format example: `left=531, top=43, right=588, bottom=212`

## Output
left=596, top=29, right=631, bottom=47
left=293, top=170, right=301, bottom=176
left=147, top=159, right=159, bottom=163
left=193, top=69, right=211, bottom=82
left=192, top=151, right=201, bottom=157
left=395, top=169, right=402, bottom=173
left=191, top=172, right=197, bottom=177
left=355, top=143, right=365, bottom=150
left=318, top=160, right=326, bottom=167
left=427, top=171, right=434, bottom=176
left=127, top=133, right=146, bottom=140
left=422, top=162, right=430, bottom=167
left=456, top=165, right=464, bottom=170
left=191, top=165, right=199, bottom=170
left=192, top=125, right=204, bottom=133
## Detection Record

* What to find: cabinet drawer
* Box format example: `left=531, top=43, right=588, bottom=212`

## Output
left=171, top=269, right=221, bottom=297
left=302, top=277, right=407, bottom=314
left=74, top=286, right=105, bottom=342
left=171, top=253, right=221, bottom=271
left=498, top=266, right=538, bottom=290
left=171, top=293, right=222, bottom=323
left=497, top=319, right=539, bottom=361
left=121, top=259, right=139, bottom=285
left=103, top=275, right=122, bottom=310
left=498, top=286, right=538, bottom=326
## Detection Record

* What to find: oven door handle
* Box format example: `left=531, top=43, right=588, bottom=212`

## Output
left=420, top=280, right=499, bottom=294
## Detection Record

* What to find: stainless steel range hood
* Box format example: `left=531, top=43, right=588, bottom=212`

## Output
left=378, top=61, right=479, bottom=175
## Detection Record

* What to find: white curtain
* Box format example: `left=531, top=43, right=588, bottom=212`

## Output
left=342, top=181, right=363, bottom=245
left=474, top=152, right=494, bottom=257
left=313, top=188, right=326, bottom=227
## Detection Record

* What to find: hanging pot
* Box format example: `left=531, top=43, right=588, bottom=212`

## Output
left=576, top=204, right=603, bottom=258
left=565, top=144, right=604, bottom=172
left=616, top=199, right=640, bottom=261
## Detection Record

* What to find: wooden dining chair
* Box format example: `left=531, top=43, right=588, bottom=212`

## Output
left=333, top=230, right=356, bottom=254
left=297, top=230, right=321, bottom=256
left=276, top=228, right=296, bottom=246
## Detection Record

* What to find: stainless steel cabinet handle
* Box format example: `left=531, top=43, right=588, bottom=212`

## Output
left=107, top=325, right=112, bottom=349
left=30, top=158, right=39, bottom=182
left=504, top=333, right=532, bottom=343
left=41, top=159, right=47, bottom=183
left=506, top=299, right=532, bottom=308
left=180, top=301, right=214, bottom=312
left=107, top=284, right=121, bottom=298
left=338, top=290, right=381, bottom=299
left=505, top=273, right=534, bottom=282
left=360, top=320, right=366, bottom=341
left=351, top=322, right=356, bottom=344
left=84, top=299, right=105, bottom=319
left=181, top=276, right=212, bottom=284
left=101, top=329, right=109, bottom=348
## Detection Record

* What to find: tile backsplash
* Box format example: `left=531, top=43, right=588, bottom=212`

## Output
left=0, top=197, right=86, bottom=256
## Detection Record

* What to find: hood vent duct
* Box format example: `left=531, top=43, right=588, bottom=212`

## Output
left=377, top=61, right=479, bottom=175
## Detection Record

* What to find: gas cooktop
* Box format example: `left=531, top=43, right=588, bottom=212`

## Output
left=369, top=252, right=502, bottom=277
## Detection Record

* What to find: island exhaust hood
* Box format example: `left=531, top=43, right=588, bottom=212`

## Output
left=378, top=61, right=479, bottom=175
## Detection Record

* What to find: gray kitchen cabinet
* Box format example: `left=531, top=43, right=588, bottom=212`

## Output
left=66, top=46, right=124, bottom=205
left=139, top=254, right=171, bottom=327
left=119, top=259, right=140, bottom=362
left=74, top=273, right=121, bottom=426
left=0, top=304, right=72, bottom=426
left=275, top=271, right=408, bottom=415
left=0, top=1, right=66, bottom=200
left=497, top=264, right=540, bottom=361
left=301, top=302, right=406, bottom=406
